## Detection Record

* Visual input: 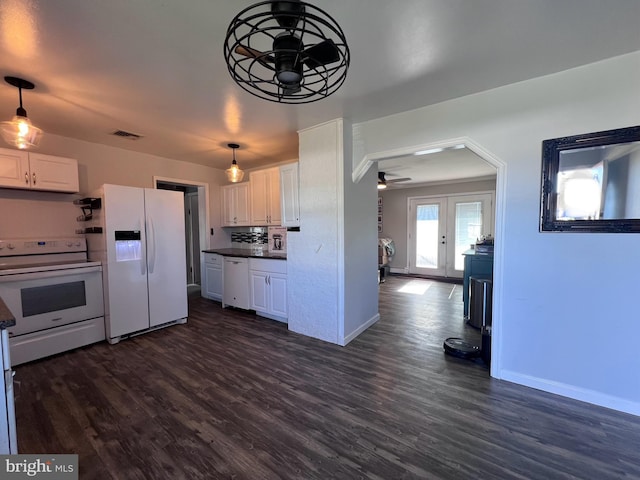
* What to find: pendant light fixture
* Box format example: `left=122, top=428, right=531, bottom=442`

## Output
left=1, top=76, right=43, bottom=149
left=224, top=0, right=350, bottom=104
left=225, top=143, right=245, bottom=183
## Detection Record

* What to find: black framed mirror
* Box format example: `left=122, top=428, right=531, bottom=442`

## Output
left=540, top=125, right=640, bottom=232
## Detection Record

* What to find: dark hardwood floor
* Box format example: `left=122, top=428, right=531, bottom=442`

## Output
left=15, top=276, right=640, bottom=479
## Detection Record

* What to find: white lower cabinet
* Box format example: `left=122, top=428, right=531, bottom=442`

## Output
left=249, top=258, right=287, bottom=322
left=202, top=253, right=223, bottom=301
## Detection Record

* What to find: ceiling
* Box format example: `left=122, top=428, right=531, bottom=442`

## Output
left=1, top=0, right=639, bottom=177
left=378, top=147, right=496, bottom=189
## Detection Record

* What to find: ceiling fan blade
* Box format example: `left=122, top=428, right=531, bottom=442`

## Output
left=235, top=45, right=275, bottom=69
left=302, top=39, right=340, bottom=68
left=386, top=177, right=412, bottom=184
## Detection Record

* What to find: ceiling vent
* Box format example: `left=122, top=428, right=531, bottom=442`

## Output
left=111, top=129, right=143, bottom=140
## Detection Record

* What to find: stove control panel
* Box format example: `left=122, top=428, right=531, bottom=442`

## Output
left=0, top=238, right=87, bottom=256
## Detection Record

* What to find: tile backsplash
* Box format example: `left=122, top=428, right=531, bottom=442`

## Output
left=230, top=227, right=268, bottom=248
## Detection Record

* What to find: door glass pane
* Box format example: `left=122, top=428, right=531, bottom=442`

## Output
left=454, top=202, right=483, bottom=270
left=416, top=204, right=439, bottom=269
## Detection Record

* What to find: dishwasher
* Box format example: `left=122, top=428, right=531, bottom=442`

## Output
left=222, top=257, right=250, bottom=310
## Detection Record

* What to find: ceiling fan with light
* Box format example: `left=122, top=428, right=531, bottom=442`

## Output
left=378, top=172, right=412, bottom=189
left=224, top=0, right=350, bottom=104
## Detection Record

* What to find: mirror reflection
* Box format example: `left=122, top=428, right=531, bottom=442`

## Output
left=557, top=142, right=640, bottom=221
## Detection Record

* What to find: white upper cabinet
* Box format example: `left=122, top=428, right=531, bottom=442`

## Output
left=0, top=148, right=79, bottom=193
left=221, top=182, right=250, bottom=226
left=27, top=153, right=79, bottom=193
left=280, top=163, right=300, bottom=227
left=250, top=167, right=281, bottom=226
left=0, top=148, right=29, bottom=189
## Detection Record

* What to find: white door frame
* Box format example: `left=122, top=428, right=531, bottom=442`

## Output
left=153, top=176, right=211, bottom=286
left=407, top=191, right=494, bottom=278
left=445, top=193, right=494, bottom=276
left=408, top=196, right=447, bottom=276
left=185, top=191, right=201, bottom=284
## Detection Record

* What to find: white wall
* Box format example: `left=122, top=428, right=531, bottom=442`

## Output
left=289, top=119, right=379, bottom=345
left=354, top=51, right=640, bottom=415
left=288, top=120, right=343, bottom=343
left=0, top=188, right=78, bottom=238
left=379, top=179, right=497, bottom=270
left=343, top=124, right=379, bottom=344
left=0, top=133, right=230, bottom=248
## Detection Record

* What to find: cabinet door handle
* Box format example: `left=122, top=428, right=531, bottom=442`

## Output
left=32, top=172, right=36, bottom=185
left=267, top=275, right=270, bottom=285
left=25, top=172, right=29, bottom=184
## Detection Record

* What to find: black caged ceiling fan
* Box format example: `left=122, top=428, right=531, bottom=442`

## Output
left=224, top=0, right=350, bottom=104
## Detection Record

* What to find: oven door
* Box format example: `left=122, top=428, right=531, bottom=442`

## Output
left=0, top=266, right=104, bottom=337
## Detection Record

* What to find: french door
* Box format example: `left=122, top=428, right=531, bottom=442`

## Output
left=408, top=193, right=493, bottom=278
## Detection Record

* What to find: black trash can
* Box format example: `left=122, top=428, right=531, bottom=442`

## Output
left=469, top=277, right=492, bottom=329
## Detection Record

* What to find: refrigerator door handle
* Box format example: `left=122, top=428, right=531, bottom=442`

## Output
left=147, top=216, right=156, bottom=274
left=140, top=218, right=147, bottom=276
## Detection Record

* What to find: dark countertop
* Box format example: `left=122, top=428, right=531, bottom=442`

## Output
left=0, top=297, right=16, bottom=329
left=463, top=248, right=494, bottom=257
left=203, top=248, right=287, bottom=260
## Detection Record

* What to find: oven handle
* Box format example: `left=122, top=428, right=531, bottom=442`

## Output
left=0, top=265, right=102, bottom=283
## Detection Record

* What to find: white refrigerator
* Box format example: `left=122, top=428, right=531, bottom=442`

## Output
left=88, top=184, right=188, bottom=343
left=0, top=329, right=17, bottom=454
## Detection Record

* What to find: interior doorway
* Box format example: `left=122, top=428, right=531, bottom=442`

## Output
left=154, top=177, right=210, bottom=292
left=360, top=137, right=505, bottom=376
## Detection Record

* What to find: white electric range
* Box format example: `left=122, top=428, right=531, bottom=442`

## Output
left=0, top=237, right=105, bottom=365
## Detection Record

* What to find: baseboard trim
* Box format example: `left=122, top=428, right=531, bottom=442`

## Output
left=342, top=313, right=380, bottom=346
left=500, top=369, right=640, bottom=417
left=390, top=267, right=409, bottom=274
left=256, top=311, right=288, bottom=324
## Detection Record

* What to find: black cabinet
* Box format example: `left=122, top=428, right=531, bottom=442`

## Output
left=462, top=249, right=493, bottom=318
